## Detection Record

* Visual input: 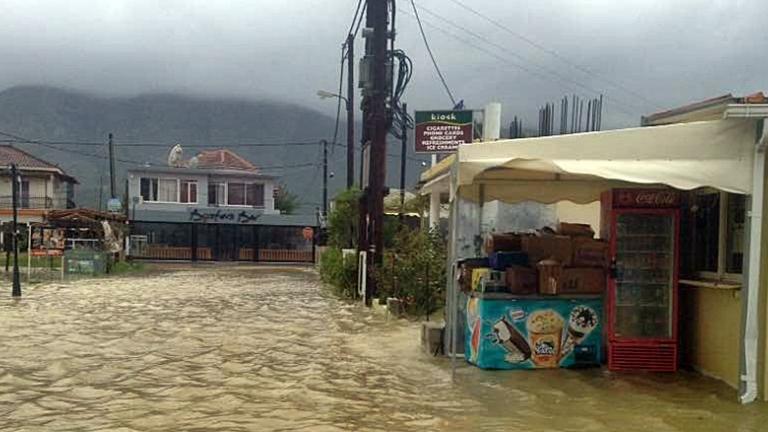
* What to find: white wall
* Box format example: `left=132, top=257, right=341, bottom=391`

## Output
left=128, top=171, right=278, bottom=214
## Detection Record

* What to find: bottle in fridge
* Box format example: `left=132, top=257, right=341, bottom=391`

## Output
left=601, top=189, right=680, bottom=372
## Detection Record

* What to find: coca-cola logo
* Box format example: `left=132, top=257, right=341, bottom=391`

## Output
left=616, top=190, right=678, bottom=207
left=635, top=191, right=677, bottom=205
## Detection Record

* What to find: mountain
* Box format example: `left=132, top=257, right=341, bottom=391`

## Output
left=0, top=86, right=429, bottom=213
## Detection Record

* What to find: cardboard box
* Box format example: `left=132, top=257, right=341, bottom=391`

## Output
left=471, top=268, right=491, bottom=291
left=572, top=237, right=609, bottom=268
left=484, top=233, right=522, bottom=254
left=522, top=235, right=573, bottom=266
left=459, top=258, right=489, bottom=292
left=479, top=270, right=507, bottom=293
left=505, top=266, right=538, bottom=294
left=557, top=222, right=595, bottom=238
left=489, top=251, right=528, bottom=271
left=537, top=259, right=563, bottom=295
left=559, top=267, right=605, bottom=294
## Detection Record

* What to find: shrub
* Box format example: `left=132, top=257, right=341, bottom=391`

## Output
left=375, top=226, right=446, bottom=317
left=328, top=188, right=362, bottom=249
left=319, top=247, right=358, bottom=299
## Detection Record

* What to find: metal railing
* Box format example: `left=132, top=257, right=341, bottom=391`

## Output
left=0, top=196, right=76, bottom=209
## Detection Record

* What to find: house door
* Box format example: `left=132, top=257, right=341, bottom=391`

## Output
left=215, top=225, right=238, bottom=261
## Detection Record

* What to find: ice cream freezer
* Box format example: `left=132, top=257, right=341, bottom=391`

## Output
left=465, top=293, right=603, bottom=369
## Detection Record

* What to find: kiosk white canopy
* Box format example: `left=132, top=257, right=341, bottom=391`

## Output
left=455, top=119, right=757, bottom=203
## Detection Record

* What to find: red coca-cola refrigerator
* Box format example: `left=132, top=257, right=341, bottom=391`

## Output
left=601, top=189, right=680, bottom=372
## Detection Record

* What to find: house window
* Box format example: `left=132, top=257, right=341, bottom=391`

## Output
left=691, top=191, right=745, bottom=278
left=726, top=193, right=746, bottom=273
left=140, top=178, right=158, bottom=201
left=140, top=177, right=180, bottom=202
left=247, top=183, right=264, bottom=207
left=208, top=182, right=226, bottom=206
left=692, top=193, right=719, bottom=272
left=227, top=183, right=246, bottom=206
left=158, top=178, right=178, bottom=202
left=180, top=180, right=198, bottom=204
left=20, top=180, right=30, bottom=208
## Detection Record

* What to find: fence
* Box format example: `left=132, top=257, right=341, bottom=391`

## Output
left=0, top=196, right=75, bottom=209
left=128, top=222, right=315, bottom=263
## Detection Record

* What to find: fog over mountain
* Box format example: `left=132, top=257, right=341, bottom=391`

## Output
left=0, top=1, right=765, bottom=129
left=0, top=86, right=428, bottom=211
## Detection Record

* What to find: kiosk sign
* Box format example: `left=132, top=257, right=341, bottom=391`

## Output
left=414, top=110, right=473, bottom=153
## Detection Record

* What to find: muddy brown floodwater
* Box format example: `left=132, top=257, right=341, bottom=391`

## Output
left=0, top=265, right=766, bottom=431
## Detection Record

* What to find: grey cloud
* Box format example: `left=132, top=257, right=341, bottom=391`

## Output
left=0, top=0, right=765, bottom=129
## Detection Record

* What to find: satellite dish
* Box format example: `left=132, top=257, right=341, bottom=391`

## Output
left=187, top=155, right=199, bottom=168
left=168, top=144, right=183, bottom=167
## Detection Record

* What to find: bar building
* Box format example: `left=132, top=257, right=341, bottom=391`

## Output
left=127, top=148, right=315, bottom=262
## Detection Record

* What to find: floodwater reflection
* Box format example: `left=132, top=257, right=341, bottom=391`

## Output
left=0, top=265, right=766, bottom=431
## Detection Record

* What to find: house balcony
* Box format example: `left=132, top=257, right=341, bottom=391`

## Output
left=0, top=196, right=76, bottom=210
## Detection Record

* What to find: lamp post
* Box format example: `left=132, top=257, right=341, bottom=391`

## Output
left=10, top=163, right=21, bottom=297
left=317, top=90, right=354, bottom=189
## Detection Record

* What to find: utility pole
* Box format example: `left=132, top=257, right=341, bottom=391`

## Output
left=399, top=103, right=408, bottom=222
left=108, top=132, right=116, bottom=199
left=11, top=164, right=21, bottom=297
left=364, top=0, right=390, bottom=305
left=346, top=33, right=355, bottom=189
left=322, top=139, right=328, bottom=217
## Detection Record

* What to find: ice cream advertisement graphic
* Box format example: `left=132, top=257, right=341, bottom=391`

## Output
left=560, top=305, right=599, bottom=358
left=466, top=297, right=602, bottom=369
left=490, top=318, right=531, bottom=363
left=527, top=310, right=565, bottom=367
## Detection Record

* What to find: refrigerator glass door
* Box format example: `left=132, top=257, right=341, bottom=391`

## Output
left=613, top=213, right=674, bottom=339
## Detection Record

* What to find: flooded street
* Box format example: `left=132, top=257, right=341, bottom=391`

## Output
left=0, top=265, right=766, bottom=431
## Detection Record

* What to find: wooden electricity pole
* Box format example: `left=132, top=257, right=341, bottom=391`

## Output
left=363, top=0, right=390, bottom=305
left=346, top=33, right=355, bottom=189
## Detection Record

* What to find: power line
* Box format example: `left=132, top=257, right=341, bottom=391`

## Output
left=330, top=46, right=345, bottom=154
left=0, top=130, right=322, bottom=171
left=345, top=0, right=365, bottom=38
left=398, top=8, right=639, bottom=119
left=414, top=4, right=647, bottom=113
left=0, top=138, right=333, bottom=148
left=409, top=0, right=457, bottom=107
left=444, top=0, right=662, bottom=110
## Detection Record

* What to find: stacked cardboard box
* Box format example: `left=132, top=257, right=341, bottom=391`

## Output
left=468, top=224, right=607, bottom=296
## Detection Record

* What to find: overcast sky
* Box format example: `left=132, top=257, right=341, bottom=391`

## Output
left=0, top=0, right=765, bottom=129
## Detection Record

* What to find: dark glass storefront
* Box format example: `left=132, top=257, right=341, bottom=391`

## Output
left=129, top=222, right=314, bottom=263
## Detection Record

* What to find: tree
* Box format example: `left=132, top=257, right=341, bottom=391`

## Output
left=274, top=183, right=299, bottom=215
left=327, top=188, right=361, bottom=248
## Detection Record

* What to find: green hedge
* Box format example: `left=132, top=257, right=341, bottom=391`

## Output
left=319, top=248, right=358, bottom=299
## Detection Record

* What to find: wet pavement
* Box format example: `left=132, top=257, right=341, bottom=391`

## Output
left=0, top=264, right=766, bottom=431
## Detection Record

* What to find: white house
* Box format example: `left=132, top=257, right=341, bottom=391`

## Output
left=0, top=145, right=77, bottom=225
left=127, top=148, right=315, bottom=262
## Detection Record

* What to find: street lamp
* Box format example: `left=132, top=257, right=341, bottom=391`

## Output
left=316, top=90, right=349, bottom=108
left=318, top=89, right=354, bottom=189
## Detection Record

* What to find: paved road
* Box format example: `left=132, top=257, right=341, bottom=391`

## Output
left=0, top=265, right=765, bottom=431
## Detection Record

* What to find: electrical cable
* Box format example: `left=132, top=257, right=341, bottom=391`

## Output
left=414, top=4, right=647, bottom=113
left=408, top=0, right=457, bottom=107
left=0, top=129, right=321, bottom=171
left=330, top=48, right=345, bottom=154
left=398, top=8, right=639, bottom=119
left=345, top=0, right=365, bottom=39
left=444, top=0, right=663, bottom=110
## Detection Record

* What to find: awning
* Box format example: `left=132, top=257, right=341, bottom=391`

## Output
left=456, top=119, right=758, bottom=204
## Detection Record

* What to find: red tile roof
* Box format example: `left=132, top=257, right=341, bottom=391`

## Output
left=0, top=145, right=76, bottom=182
left=195, top=149, right=258, bottom=172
